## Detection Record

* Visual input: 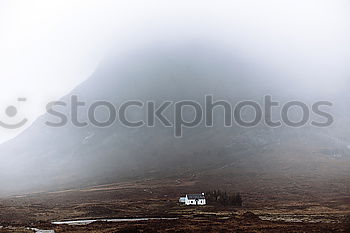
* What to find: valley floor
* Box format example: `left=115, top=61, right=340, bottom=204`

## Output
left=0, top=178, right=349, bottom=232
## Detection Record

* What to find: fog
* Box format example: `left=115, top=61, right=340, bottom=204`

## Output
left=0, top=0, right=350, bottom=195
left=1, top=0, right=349, bottom=142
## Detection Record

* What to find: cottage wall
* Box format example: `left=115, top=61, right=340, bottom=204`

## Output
left=185, top=195, right=206, bottom=205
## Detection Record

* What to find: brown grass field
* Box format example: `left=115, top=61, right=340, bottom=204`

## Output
left=0, top=176, right=349, bottom=232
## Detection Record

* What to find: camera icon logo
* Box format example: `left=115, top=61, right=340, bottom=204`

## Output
left=0, top=98, right=28, bottom=129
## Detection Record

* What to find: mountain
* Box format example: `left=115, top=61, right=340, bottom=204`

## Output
left=0, top=43, right=349, bottom=200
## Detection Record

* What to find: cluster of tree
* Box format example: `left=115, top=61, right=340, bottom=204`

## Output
left=205, top=190, right=243, bottom=206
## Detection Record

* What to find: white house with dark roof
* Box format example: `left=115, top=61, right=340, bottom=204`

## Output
left=179, top=193, right=206, bottom=205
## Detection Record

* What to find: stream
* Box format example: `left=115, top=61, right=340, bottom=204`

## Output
left=51, top=217, right=178, bottom=226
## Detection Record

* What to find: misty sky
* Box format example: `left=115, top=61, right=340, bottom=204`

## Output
left=0, top=0, right=349, bottom=143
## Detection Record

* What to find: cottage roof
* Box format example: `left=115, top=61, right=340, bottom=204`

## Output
left=187, top=194, right=205, bottom=199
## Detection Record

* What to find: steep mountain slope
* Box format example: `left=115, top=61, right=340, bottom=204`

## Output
left=0, top=44, right=349, bottom=197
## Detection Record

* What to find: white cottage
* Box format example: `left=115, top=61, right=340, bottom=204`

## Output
left=179, top=193, right=206, bottom=205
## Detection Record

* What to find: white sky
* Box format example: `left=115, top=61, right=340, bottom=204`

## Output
left=0, top=0, right=349, bottom=143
